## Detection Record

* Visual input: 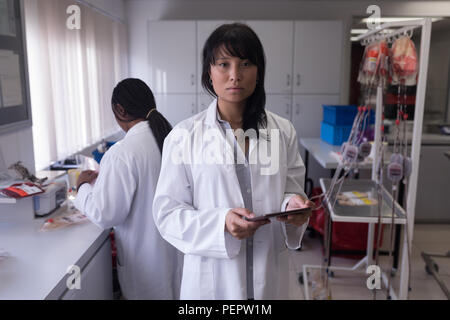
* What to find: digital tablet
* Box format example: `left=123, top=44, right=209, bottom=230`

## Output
left=245, top=207, right=312, bottom=222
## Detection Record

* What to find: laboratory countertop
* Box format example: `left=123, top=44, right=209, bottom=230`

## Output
left=299, top=138, right=387, bottom=169
left=0, top=205, right=110, bottom=300
left=299, top=138, right=342, bottom=169
left=385, top=132, right=450, bottom=145
left=300, top=134, right=450, bottom=170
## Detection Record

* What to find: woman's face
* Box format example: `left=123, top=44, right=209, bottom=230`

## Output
left=209, top=48, right=258, bottom=106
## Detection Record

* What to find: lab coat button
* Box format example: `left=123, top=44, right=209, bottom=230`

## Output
left=246, top=188, right=251, bottom=194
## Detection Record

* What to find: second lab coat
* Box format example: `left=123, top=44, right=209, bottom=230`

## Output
left=153, top=100, right=308, bottom=300
left=75, top=121, right=183, bottom=299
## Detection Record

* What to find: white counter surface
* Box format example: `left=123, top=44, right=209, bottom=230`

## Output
left=300, top=134, right=450, bottom=170
left=385, top=132, right=450, bottom=145
left=0, top=205, right=110, bottom=300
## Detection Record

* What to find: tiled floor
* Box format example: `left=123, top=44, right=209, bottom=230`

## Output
left=288, top=224, right=450, bottom=300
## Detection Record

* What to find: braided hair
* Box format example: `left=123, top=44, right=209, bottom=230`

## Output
left=111, top=78, right=172, bottom=154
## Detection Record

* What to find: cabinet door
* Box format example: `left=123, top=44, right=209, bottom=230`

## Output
left=247, top=21, right=294, bottom=94
left=293, top=21, right=342, bottom=94
left=415, top=146, right=450, bottom=223
left=265, top=94, right=291, bottom=120
left=155, top=94, right=197, bottom=126
left=198, top=93, right=214, bottom=112
left=292, top=94, right=340, bottom=138
left=197, top=20, right=239, bottom=94
left=148, top=21, right=196, bottom=94
left=61, top=239, right=113, bottom=300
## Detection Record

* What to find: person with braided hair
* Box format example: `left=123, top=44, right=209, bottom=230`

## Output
left=75, top=78, right=183, bottom=299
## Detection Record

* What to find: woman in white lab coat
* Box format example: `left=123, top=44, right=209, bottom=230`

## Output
left=153, top=23, right=314, bottom=300
left=75, top=78, right=183, bottom=299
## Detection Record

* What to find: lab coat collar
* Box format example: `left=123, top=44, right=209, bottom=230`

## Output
left=125, top=121, right=149, bottom=138
left=205, top=98, right=219, bottom=127
left=205, top=98, right=270, bottom=145
left=216, top=107, right=227, bottom=124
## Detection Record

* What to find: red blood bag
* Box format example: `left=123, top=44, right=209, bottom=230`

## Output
left=391, top=36, right=418, bottom=85
left=378, top=40, right=390, bottom=86
left=358, top=40, right=390, bottom=87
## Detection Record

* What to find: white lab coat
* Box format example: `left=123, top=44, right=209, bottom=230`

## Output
left=153, top=100, right=308, bottom=300
left=75, top=121, right=183, bottom=300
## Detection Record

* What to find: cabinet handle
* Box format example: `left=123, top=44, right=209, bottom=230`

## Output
left=286, top=103, right=290, bottom=115
left=191, top=74, right=195, bottom=86
left=286, top=74, right=291, bottom=87
left=296, top=103, right=300, bottom=115
left=296, top=74, right=300, bottom=86
left=191, top=103, right=195, bottom=113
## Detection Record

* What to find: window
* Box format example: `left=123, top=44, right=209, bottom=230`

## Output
left=24, top=0, right=128, bottom=170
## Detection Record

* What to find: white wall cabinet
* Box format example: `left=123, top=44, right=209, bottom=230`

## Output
left=197, top=93, right=214, bottom=113
left=148, top=21, right=197, bottom=94
left=266, top=94, right=292, bottom=120
left=291, top=94, right=340, bottom=138
left=247, top=21, right=294, bottom=94
left=415, top=145, right=450, bottom=223
left=293, top=21, right=342, bottom=95
left=155, top=94, right=197, bottom=126
left=148, top=20, right=343, bottom=134
left=292, top=94, right=340, bottom=190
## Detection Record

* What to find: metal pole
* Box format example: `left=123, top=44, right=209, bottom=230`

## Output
left=367, top=85, right=384, bottom=267
left=399, top=18, right=432, bottom=300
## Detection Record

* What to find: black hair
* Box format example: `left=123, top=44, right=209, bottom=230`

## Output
left=111, top=78, right=172, bottom=154
left=201, top=23, right=267, bottom=137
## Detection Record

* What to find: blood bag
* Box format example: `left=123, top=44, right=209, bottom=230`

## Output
left=359, top=141, right=372, bottom=159
left=363, top=43, right=380, bottom=76
left=390, top=153, right=404, bottom=165
left=358, top=43, right=380, bottom=86
left=387, top=162, right=403, bottom=183
left=391, top=36, right=418, bottom=85
left=343, top=144, right=358, bottom=163
left=378, top=40, right=390, bottom=86
left=403, top=157, right=412, bottom=178
left=358, top=41, right=389, bottom=87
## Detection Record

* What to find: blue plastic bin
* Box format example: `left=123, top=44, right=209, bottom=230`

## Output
left=320, top=121, right=352, bottom=146
left=322, top=105, right=375, bottom=126
left=322, top=105, right=358, bottom=126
